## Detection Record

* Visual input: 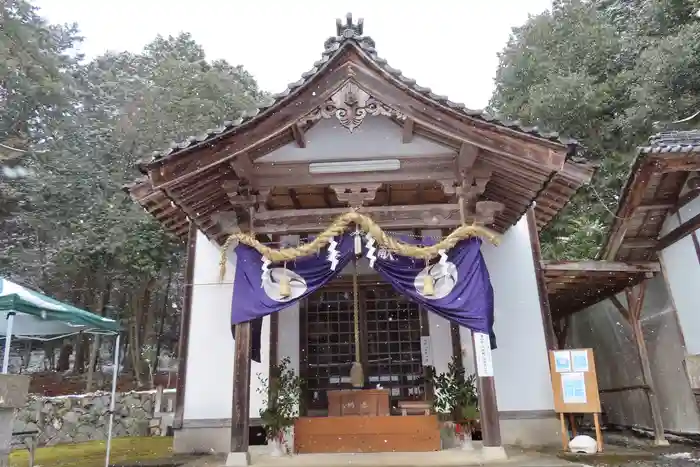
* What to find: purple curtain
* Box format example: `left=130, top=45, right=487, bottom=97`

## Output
left=230, top=234, right=354, bottom=361
left=371, top=237, right=497, bottom=348
left=231, top=233, right=496, bottom=363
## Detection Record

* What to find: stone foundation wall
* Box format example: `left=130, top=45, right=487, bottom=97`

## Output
left=13, top=389, right=175, bottom=447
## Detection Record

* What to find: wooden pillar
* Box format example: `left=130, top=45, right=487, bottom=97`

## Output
left=477, top=373, right=502, bottom=447
left=229, top=207, right=254, bottom=462
left=231, top=322, right=252, bottom=453
left=611, top=283, right=668, bottom=446
left=173, top=221, right=197, bottom=429
left=457, top=176, right=502, bottom=448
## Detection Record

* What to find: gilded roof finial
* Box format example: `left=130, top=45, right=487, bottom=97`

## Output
left=336, top=13, right=364, bottom=38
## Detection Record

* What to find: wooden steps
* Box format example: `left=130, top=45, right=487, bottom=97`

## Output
left=294, top=415, right=440, bottom=454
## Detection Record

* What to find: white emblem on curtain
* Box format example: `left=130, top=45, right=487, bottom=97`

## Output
left=262, top=268, right=307, bottom=302
left=414, top=262, right=458, bottom=300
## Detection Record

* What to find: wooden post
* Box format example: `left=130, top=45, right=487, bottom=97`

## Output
left=173, top=221, right=197, bottom=429
left=611, top=283, right=668, bottom=446
left=231, top=322, right=252, bottom=453
left=559, top=413, right=568, bottom=450
left=229, top=206, right=255, bottom=463
left=593, top=413, right=603, bottom=452
left=526, top=206, right=556, bottom=351
left=457, top=177, right=502, bottom=449
left=478, top=375, right=502, bottom=447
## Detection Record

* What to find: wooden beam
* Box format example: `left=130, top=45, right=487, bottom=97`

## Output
left=609, top=295, right=629, bottom=321
left=541, top=261, right=660, bottom=273
left=527, top=207, right=556, bottom=351
left=402, top=118, right=415, bottom=143
left=621, top=237, right=658, bottom=249
left=291, top=123, right=306, bottom=148
left=635, top=202, right=675, bottom=213
left=253, top=155, right=457, bottom=189
left=251, top=203, right=502, bottom=234
left=458, top=143, right=478, bottom=176
left=229, top=154, right=258, bottom=189
left=655, top=211, right=700, bottom=251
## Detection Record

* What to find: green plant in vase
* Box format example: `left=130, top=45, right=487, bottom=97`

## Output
left=257, top=357, right=303, bottom=456
left=427, top=355, right=479, bottom=445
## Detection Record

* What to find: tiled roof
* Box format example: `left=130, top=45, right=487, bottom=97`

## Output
left=640, top=129, right=700, bottom=154
left=147, top=14, right=577, bottom=164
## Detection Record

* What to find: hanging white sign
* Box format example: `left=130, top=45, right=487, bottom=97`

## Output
left=473, top=332, right=494, bottom=377
left=420, top=336, right=433, bottom=366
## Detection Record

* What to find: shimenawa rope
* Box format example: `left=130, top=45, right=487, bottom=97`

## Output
left=219, top=210, right=499, bottom=280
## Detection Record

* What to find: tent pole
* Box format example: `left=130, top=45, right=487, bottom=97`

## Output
left=2, top=312, right=16, bottom=373
left=105, top=333, right=121, bottom=467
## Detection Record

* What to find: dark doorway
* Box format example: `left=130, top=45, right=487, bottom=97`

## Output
left=300, top=283, right=428, bottom=415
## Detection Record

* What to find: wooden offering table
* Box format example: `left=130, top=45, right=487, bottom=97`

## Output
left=295, top=389, right=440, bottom=453
left=327, top=389, right=390, bottom=416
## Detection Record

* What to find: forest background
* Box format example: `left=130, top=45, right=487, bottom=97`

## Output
left=1, top=0, right=698, bottom=388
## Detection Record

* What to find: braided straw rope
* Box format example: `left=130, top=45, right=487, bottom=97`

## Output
left=219, top=210, right=500, bottom=280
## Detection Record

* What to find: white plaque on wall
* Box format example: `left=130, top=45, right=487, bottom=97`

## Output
left=420, top=336, right=433, bottom=366
left=473, top=332, right=494, bottom=377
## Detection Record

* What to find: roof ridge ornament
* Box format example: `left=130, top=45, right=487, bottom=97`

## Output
left=299, top=81, right=405, bottom=133
left=337, top=13, right=364, bottom=38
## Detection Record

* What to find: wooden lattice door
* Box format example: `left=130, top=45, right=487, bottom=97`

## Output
left=301, top=284, right=427, bottom=414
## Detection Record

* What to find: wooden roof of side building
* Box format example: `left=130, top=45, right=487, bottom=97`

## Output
left=546, top=124, right=700, bottom=318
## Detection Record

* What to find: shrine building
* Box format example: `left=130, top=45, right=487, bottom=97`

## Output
left=127, top=14, right=599, bottom=464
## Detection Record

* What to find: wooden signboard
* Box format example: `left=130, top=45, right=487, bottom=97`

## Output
left=548, top=348, right=603, bottom=452
left=327, top=389, right=390, bottom=417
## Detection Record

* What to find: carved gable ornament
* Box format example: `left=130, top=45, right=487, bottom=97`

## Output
left=302, top=81, right=404, bottom=133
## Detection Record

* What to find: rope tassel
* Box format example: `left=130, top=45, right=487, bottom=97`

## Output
left=350, top=256, right=364, bottom=388
left=423, top=271, right=435, bottom=297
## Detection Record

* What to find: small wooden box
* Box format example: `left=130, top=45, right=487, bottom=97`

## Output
left=327, top=389, right=390, bottom=417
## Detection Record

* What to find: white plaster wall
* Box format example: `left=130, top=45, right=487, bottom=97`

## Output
left=660, top=196, right=700, bottom=355
left=478, top=216, right=554, bottom=413
left=183, top=231, right=270, bottom=422
left=258, top=117, right=455, bottom=163
left=568, top=276, right=700, bottom=433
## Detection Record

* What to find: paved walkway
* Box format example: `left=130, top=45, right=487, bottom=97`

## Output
left=180, top=446, right=586, bottom=467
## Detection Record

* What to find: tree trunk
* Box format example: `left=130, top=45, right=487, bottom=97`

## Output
left=86, top=279, right=111, bottom=392
left=128, top=278, right=156, bottom=387
left=56, top=342, right=73, bottom=372
left=73, top=333, right=90, bottom=374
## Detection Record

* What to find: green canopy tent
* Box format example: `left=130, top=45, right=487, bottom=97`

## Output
left=0, top=278, right=122, bottom=467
